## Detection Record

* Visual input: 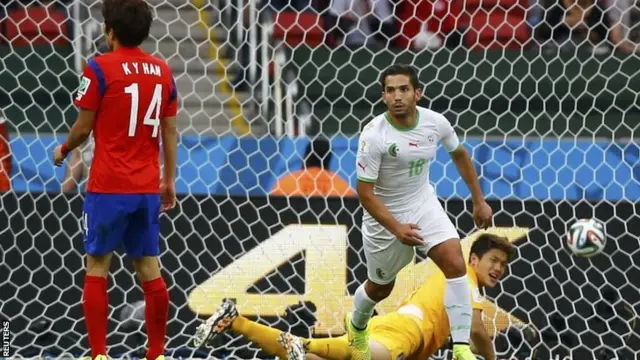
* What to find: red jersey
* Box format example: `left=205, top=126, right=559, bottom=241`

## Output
left=74, top=46, right=178, bottom=194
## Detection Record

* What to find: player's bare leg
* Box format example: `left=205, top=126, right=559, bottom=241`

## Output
left=346, top=280, right=394, bottom=360
left=133, top=256, right=169, bottom=360
left=428, top=239, right=476, bottom=360
left=132, top=256, right=162, bottom=282
left=86, top=253, right=112, bottom=277
left=83, top=254, right=113, bottom=358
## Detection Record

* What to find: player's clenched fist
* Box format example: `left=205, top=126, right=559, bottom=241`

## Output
left=473, top=200, right=493, bottom=229
left=160, top=180, right=176, bottom=212
left=53, top=145, right=68, bottom=167
left=393, top=223, right=424, bottom=246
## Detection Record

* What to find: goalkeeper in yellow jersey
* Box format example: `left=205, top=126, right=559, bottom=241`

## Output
left=192, top=233, right=516, bottom=360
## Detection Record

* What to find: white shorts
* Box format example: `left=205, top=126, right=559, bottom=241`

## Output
left=362, top=196, right=459, bottom=285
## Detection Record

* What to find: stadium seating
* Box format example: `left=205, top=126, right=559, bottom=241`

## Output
left=272, top=11, right=326, bottom=47
left=396, top=0, right=461, bottom=49
left=464, top=13, right=530, bottom=50
left=461, top=0, right=530, bottom=50
left=2, top=5, right=69, bottom=46
left=395, top=0, right=529, bottom=51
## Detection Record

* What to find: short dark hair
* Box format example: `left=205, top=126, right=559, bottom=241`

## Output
left=469, top=233, right=516, bottom=261
left=102, top=0, right=152, bottom=47
left=380, top=64, right=420, bottom=90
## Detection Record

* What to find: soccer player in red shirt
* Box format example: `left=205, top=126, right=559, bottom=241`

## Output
left=52, top=1, right=177, bottom=359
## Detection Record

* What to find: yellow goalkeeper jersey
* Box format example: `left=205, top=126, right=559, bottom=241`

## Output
left=398, top=264, right=485, bottom=358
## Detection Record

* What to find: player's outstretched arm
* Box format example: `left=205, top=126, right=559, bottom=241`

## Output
left=469, top=309, right=496, bottom=360
left=53, top=109, right=96, bottom=167
left=449, top=146, right=492, bottom=229
left=160, top=115, right=177, bottom=211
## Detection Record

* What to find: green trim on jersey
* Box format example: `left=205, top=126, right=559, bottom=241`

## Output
left=385, top=111, right=419, bottom=131
left=357, top=176, right=377, bottom=183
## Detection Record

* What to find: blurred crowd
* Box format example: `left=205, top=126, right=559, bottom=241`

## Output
left=2, top=0, right=639, bottom=55
left=263, top=0, right=640, bottom=55
left=221, top=0, right=640, bottom=89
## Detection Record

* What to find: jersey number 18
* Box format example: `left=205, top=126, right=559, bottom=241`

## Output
left=125, top=83, right=162, bottom=138
left=408, top=158, right=426, bottom=177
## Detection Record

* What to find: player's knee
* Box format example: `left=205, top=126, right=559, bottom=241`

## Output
left=430, top=238, right=467, bottom=278
left=86, top=254, right=112, bottom=277
left=440, top=255, right=467, bottom=278
left=133, top=256, right=162, bottom=282
left=369, top=340, right=392, bottom=360
left=365, top=280, right=395, bottom=301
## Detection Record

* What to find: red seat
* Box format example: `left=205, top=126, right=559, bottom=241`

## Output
left=396, top=0, right=462, bottom=49
left=464, top=12, right=530, bottom=50
left=465, top=0, right=524, bottom=13
left=3, top=6, right=68, bottom=46
left=272, top=12, right=325, bottom=47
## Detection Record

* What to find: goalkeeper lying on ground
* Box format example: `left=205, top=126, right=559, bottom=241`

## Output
left=192, top=233, right=515, bottom=360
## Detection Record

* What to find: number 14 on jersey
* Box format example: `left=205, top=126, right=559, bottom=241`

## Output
left=124, top=83, right=162, bottom=138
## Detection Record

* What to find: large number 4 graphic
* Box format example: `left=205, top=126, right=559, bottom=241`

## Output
left=188, top=225, right=531, bottom=335
left=188, top=224, right=349, bottom=334
left=125, top=83, right=162, bottom=138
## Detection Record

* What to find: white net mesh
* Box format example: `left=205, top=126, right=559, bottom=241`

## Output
left=0, top=0, right=639, bottom=359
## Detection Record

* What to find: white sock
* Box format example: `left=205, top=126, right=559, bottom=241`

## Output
left=351, top=283, right=377, bottom=329
left=445, top=275, right=473, bottom=345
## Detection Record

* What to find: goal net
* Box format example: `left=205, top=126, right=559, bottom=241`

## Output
left=0, top=0, right=639, bottom=359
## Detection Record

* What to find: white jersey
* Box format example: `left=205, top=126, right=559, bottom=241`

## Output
left=356, top=106, right=460, bottom=226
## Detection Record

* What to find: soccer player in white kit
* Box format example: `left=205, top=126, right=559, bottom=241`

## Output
left=348, top=64, right=493, bottom=360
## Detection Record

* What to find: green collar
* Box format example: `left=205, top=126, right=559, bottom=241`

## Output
left=385, top=110, right=419, bottom=131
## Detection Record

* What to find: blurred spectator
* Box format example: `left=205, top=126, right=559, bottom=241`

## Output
left=537, top=0, right=610, bottom=54
left=395, top=0, right=461, bottom=50
left=62, top=139, right=93, bottom=192
left=605, top=0, right=640, bottom=53
left=324, top=0, right=396, bottom=47
left=271, top=138, right=356, bottom=197
left=0, top=110, right=11, bottom=192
